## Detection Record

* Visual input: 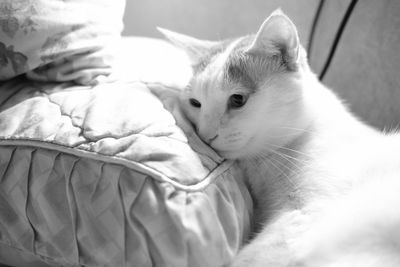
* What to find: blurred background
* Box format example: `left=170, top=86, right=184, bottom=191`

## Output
left=122, top=0, right=319, bottom=46
left=122, top=0, right=400, bottom=131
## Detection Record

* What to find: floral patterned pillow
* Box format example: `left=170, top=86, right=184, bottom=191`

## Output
left=0, top=0, right=125, bottom=84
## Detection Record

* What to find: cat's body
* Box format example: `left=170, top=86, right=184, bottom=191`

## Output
left=234, top=77, right=400, bottom=266
left=160, top=10, right=400, bottom=267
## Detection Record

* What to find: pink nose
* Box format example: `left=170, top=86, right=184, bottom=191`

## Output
left=198, top=130, right=219, bottom=144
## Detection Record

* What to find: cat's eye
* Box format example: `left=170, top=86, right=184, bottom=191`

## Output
left=189, top=98, right=201, bottom=108
left=229, top=94, right=247, bottom=109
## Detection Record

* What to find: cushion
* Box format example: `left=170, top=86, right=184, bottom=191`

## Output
left=0, top=50, right=253, bottom=266
left=0, top=0, right=125, bottom=85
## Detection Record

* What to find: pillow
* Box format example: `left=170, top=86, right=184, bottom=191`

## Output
left=0, top=0, right=125, bottom=84
left=0, top=78, right=253, bottom=267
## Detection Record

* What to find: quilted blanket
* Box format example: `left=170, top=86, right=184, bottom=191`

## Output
left=0, top=75, right=252, bottom=266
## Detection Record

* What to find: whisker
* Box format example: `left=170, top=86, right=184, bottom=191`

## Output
left=275, top=125, right=326, bottom=139
left=267, top=155, right=295, bottom=174
left=271, top=153, right=303, bottom=178
left=270, top=149, right=304, bottom=173
left=266, top=132, right=308, bottom=139
left=268, top=143, right=313, bottom=158
left=266, top=157, right=298, bottom=188
left=255, top=153, right=298, bottom=189
left=272, top=148, right=310, bottom=165
left=275, top=125, right=317, bottom=134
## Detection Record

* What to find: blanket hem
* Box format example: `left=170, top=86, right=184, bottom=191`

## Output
left=0, top=138, right=234, bottom=192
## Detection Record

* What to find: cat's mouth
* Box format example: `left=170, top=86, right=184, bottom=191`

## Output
left=213, top=148, right=238, bottom=159
left=209, top=136, right=256, bottom=159
left=212, top=144, right=249, bottom=159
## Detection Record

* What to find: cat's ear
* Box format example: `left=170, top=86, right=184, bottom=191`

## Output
left=246, top=9, right=300, bottom=69
left=158, top=27, right=218, bottom=66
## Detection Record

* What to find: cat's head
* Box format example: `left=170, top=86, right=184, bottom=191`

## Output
left=160, top=10, right=313, bottom=159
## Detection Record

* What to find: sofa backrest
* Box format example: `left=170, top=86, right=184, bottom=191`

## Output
left=309, top=0, right=400, bottom=130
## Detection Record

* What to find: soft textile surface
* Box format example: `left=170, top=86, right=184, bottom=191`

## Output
left=0, top=0, right=125, bottom=84
left=0, top=77, right=252, bottom=267
left=0, top=79, right=213, bottom=183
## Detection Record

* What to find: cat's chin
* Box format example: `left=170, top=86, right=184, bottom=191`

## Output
left=214, top=141, right=275, bottom=160
left=214, top=147, right=253, bottom=160
left=215, top=149, right=242, bottom=160
left=212, top=137, right=261, bottom=159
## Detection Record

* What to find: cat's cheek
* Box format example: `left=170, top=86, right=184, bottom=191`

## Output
left=212, top=132, right=260, bottom=159
left=212, top=134, right=240, bottom=148
left=182, top=105, right=200, bottom=128
left=210, top=141, right=238, bottom=159
left=217, top=151, right=243, bottom=160
left=212, top=144, right=249, bottom=159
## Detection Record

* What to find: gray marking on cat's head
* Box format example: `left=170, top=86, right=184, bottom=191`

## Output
left=191, top=39, right=232, bottom=74
left=223, top=36, right=257, bottom=92
left=160, top=9, right=302, bottom=95
left=221, top=35, right=289, bottom=93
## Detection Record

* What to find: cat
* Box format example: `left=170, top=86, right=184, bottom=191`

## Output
left=159, top=9, right=400, bottom=267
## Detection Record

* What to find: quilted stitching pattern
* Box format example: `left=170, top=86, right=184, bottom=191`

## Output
left=0, top=78, right=253, bottom=267
left=0, top=78, right=213, bottom=185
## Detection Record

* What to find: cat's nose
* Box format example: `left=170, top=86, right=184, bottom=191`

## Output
left=207, top=134, right=219, bottom=144
left=199, top=130, right=219, bottom=144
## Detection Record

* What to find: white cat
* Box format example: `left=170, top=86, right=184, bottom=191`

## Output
left=160, top=9, right=400, bottom=267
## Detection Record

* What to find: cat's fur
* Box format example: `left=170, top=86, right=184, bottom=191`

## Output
left=160, top=10, right=400, bottom=267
